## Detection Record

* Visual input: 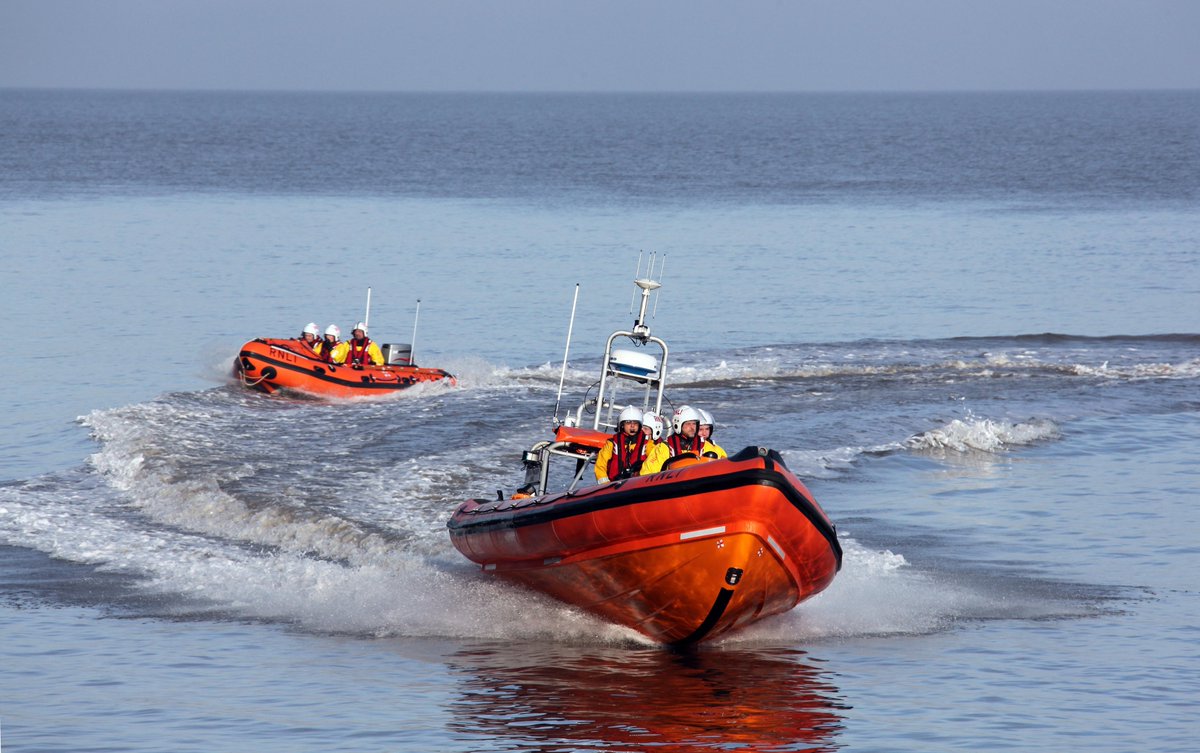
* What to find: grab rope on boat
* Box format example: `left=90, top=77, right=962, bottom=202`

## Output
left=240, top=371, right=270, bottom=388
left=237, top=359, right=275, bottom=388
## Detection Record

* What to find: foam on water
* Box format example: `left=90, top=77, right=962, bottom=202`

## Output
left=0, top=391, right=1079, bottom=649
left=1, top=398, right=1085, bottom=651
left=0, top=326, right=1185, bottom=651
left=649, top=337, right=1200, bottom=392
left=0, top=482, right=633, bottom=650
left=779, top=445, right=895, bottom=479
left=3, top=467, right=1052, bottom=648
left=669, top=355, right=1200, bottom=387
left=776, top=415, right=1061, bottom=480
left=1069, top=356, right=1200, bottom=380
left=180, top=333, right=1200, bottom=415
left=907, top=416, right=1061, bottom=453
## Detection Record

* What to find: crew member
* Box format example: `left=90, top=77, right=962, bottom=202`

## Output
left=641, top=410, right=666, bottom=447
left=295, top=322, right=321, bottom=356
left=697, top=408, right=727, bottom=459
left=641, top=406, right=721, bottom=474
left=595, top=406, right=649, bottom=484
left=316, top=324, right=349, bottom=364
left=345, top=322, right=384, bottom=369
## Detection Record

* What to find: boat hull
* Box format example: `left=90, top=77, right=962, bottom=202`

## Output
left=234, top=339, right=453, bottom=398
left=448, top=447, right=841, bottom=644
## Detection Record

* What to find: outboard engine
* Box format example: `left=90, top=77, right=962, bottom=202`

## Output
left=382, top=343, right=413, bottom=366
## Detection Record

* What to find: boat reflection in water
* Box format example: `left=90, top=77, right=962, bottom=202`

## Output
left=445, top=643, right=846, bottom=752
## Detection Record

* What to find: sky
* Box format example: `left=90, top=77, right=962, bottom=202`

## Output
left=1, top=0, right=1198, bottom=92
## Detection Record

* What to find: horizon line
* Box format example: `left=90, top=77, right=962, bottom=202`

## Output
left=4, top=85, right=1199, bottom=96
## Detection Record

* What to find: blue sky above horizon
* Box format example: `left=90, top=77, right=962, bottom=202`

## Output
left=2, top=0, right=1198, bottom=93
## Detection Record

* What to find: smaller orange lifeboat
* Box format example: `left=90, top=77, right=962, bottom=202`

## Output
left=234, top=338, right=454, bottom=398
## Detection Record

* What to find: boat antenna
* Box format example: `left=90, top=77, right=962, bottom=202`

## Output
left=651, top=254, right=666, bottom=318
left=410, top=299, right=421, bottom=366
left=632, top=267, right=662, bottom=342
left=553, top=283, right=580, bottom=425
left=629, top=251, right=665, bottom=322
left=363, top=287, right=372, bottom=328
left=629, top=250, right=644, bottom=315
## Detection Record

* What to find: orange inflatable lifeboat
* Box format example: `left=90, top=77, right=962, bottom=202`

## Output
left=234, top=338, right=454, bottom=398
left=447, top=271, right=841, bottom=644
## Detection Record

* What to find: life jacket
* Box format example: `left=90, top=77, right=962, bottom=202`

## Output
left=346, top=337, right=373, bottom=367
left=607, top=431, right=647, bottom=480
left=294, top=336, right=319, bottom=357
left=319, top=339, right=339, bottom=363
left=666, top=433, right=702, bottom=457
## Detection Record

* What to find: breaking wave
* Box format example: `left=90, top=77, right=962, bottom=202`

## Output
left=670, top=355, right=1200, bottom=386
left=907, top=416, right=1061, bottom=453
left=778, top=415, right=1062, bottom=479
left=1068, top=357, right=1200, bottom=380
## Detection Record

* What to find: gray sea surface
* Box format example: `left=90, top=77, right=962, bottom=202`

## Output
left=1, top=90, right=1198, bottom=752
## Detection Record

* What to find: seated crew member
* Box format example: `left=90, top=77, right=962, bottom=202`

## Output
left=697, top=408, right=727, bottom=459
left=641, top=406, right=720, bottom=475
left=295, top=322, right=321, bottom=356
left=316, top=324, right=349, bottom=365
left=594, top=405, right=649, bottom=484
left=670, top=404, right=694, bottom=437
left=345, top=322, right=384, bottom=369
left=641, top=410, right=666, bottom=448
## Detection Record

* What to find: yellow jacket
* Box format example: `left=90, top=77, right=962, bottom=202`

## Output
left=595, top=434, right=655, bottom=483
left=641, top=438, right=724, bottom=475
left=365, top=342, right=384, bottom=366
left=345, top=339, right=385, bottom=367
left=314, top=341, right=350, bottom=365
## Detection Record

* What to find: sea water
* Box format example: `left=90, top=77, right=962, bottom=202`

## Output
left=1, top=90, right=1198, bottom=752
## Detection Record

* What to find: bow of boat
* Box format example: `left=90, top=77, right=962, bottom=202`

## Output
left=448, top=447, right=841, bottom=644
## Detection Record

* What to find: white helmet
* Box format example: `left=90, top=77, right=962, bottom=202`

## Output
left=671, top=405, right=694, bottom=434
left=618, top=405, right=643, bottom=426
left=673, top=406, right=702, bottom=434
left=353, top=322, right=368, bottom=335
left=642, top=410, right=666, bottom=441
left=303, top=322, right=320, bottom=336
left=325, top=324, right=341, bottom=338
left=698, top=409, right=715, bottom=433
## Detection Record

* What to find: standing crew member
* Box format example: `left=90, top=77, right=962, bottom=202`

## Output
left=316, top=324, right=349, bottom=365
left=345, top=322, right=384, bottom=369
left=595, top=406, right=649, bottom=484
